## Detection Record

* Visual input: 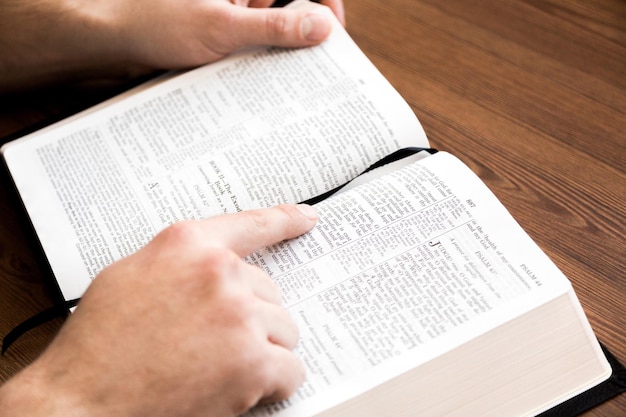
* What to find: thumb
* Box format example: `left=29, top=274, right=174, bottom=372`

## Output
left=228, top=4, right=335, bottom=48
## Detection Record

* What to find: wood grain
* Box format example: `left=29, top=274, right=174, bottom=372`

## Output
left=0, top=0, right=624, bottom=414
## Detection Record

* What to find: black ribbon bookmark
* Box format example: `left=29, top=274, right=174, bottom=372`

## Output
left=301, top=147, right=437, bottom=205
left=2, top=147, right=436, bottom=354
left=2, top=298, right=80, bottom=355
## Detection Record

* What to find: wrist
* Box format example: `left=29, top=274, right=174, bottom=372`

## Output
left=0, top=359, right=86, bottom=417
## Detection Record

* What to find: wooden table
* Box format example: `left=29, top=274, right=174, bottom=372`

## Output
left=1, top=0, right=624, bottom=414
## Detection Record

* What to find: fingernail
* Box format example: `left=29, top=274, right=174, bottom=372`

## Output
left=296, top=204, right=318, bottom=220
left=301, top=13, right=331, bottom=42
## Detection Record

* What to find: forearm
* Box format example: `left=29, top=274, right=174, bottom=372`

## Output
left=0, top=0, right=142, bottom=92
left=0, top=359, right=86, bottom=417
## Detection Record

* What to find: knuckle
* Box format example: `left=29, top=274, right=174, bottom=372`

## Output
left=265, top=11, right=291, bottom=40
left=285, top=316, right=300, bottom=347
left=157, top=221, right=201, bottom=247
left=269, top=279, right=284, bottom=303
left=248, top=209, right=274, bottom=232
left=233, top=396, right=260, bottom=416
left=204, top=246, right=240, bottom=269
left=232, top=381, right=265, bottom=415
left=248, top=355, right=275, bottom=385
left=255, top=205, right=296, bottom=233
left=200, top=249, right=242, bottom=285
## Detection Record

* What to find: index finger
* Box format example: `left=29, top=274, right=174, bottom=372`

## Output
left=202, top=204, right=318, bottom=257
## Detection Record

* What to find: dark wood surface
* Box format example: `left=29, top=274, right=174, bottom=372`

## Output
left=1, top=0, right=624, bottom=414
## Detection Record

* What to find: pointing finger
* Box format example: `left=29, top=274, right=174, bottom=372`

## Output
left=201, top=204, right=318, bottom=257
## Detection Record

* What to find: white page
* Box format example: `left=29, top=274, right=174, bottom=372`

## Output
left=245, top=152, right=571, bottom=417
left=1, top=15, right=427, bottom=300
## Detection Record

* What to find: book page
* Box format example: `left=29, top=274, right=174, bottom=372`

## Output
left=1, top=16, right=427, bottom=300
left=244, top=152, right=572, bottom=417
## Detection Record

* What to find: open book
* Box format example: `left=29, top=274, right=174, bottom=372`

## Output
left=0, top=5, right=614, bottom=416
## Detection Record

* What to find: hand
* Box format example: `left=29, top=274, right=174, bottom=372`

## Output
left=99, top=0, right=346, bottom=68
left=0, top=204, right=319, bottom=417
left=0, top=0, right=345, bottom=91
